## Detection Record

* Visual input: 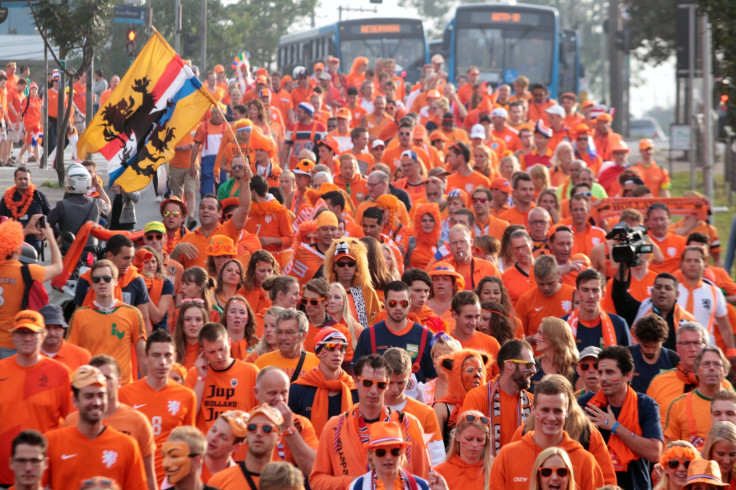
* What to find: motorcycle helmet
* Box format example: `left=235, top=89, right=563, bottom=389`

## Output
left=65, top=162, right=92, bottom=195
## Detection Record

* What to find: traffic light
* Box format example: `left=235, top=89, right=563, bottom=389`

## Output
left=125, top=27, right=137, bottom=56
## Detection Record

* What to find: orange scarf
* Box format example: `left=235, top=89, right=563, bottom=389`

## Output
left=165, top=228, right=183, bottom=256
left=567, top=309, right=617, bottom=346
left=676, top=363, right=699, bottom=392
left=78, top=265, right=141, bottom=307
left=3, top=184, right=36, bottom=219
left=294, top=367, right=355, bottom=436
left=589, top=385, right=642, bottom=471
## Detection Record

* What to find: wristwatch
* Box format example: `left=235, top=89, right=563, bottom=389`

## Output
left=283, top=426, right=297, bottom=437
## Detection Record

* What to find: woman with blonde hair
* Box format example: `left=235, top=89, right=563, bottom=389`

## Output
left=423, top=333, right=462, bottom=405
left=528, top=447, right=575, bottom=490
left=528, top=164, right=551, bottom=199
left=537, top=188, right=561, bottom=224
left=702, top=421, right=736, bottom=489
left=531, top=317, right=579, bottom=390
left=247, top=306, right=284, bottom=362
left=499, top=153, right=520, bottom=181
left=381, top=243, right=401, bottom=281
left=324, top=237, right=381, bottom=328
left=434, top=410, right=494, bottom=490
left=654, top=440, right=701, bottom=490
left=472, top=145, right=497, bottom=179
left=326, top=282, right=362, bottom=349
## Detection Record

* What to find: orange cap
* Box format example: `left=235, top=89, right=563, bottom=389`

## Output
left=612, top=140, right=630, bottom=153
left=255, top=75, right=268, bottom=85
left=336, top=107, right=351, bottom=119
left=214, top=64, right=225, bottom=73
left=11, top=310, right=45, bottom=333
left=596, top=113, right=613, bottom=122
left=206, top=235, right=237, bottom=256
left=317, top=137, right=339, bottom=154
left=426, top=89, right=441, bottom=99
left=639, top=138, right=654, bottom=151
left=71, top=365, right=107, bottom=390
left=427, top=262, right=465, bottom=290
left=364, top=421, right=410, bottom=449
left=429, top=130, right=448, bottom=142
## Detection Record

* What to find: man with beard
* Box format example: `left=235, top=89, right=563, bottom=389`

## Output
left=310, top=354, right=430, bottom=490
left=162, top=425, right=220, bottom=490
left=491, top=375, right=605, bottom=489
left=45, top=365, right=146, bottom=489
left=626, top=314, right=679, bottom=394
left=462, top=339, right=536, bottom=454
left=184, top=323, right=259, bottom=434
left=208, top=404, right=284, bottom=490
left=580, top=346, right=663, bottom=490
left=353, top=281, right=436, bottom=382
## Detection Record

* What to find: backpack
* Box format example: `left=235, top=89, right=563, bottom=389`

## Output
left=21, top=263, right=49, bottom=310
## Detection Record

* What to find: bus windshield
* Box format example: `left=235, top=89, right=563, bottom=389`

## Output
left=340, top=36, right=425, bottom=82
left=455, top=26, right=554, bottom=86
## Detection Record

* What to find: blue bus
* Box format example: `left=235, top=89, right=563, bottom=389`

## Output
left=442, top=3, right=580, bottom=99
left=278, top=17, right=430, bottom=84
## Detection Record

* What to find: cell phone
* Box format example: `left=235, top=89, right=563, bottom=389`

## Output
left=37, top=216, right=46, bottom=229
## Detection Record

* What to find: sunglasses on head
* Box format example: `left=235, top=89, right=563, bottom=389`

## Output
left=375, top=447, right=402, bottom=458
left=322, top=343, right=347, bottom=352
left=667, top=460, right=691, bottom=470
left=358, top=377, right=388, bottom=390
left=539, top=467, right=569, bottom=478
left=145, top=233, right=163, bottom=241
left=91, top=275, right=113, bottom=284
left=335, top=259, right=356, bottom=268
left=460, top=413, right=490, bottom=425
left=388, top=299, right=409, bottom=308
left=300, top=297, right=326, bottom=306
left=247, top=423, right=276, bottom=434
left=579, top=362, right=598, bottom=371
left=163, top=211, right=181, bottom=217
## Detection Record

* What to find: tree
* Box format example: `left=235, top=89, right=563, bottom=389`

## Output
left=625, top=0, right=677, bottom=65
left=27, top=0, right=114, bottom=183
left=700, top=0, right=736, bottom=135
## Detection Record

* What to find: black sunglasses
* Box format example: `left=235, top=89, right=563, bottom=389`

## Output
left=91, top=275, right=113, bottom=284
left=300, top=297, right=326, bottom=306
left=247, top=423, right=275, bottom=434
left=387, top=300, right=409, bottom=308
left=579, top=362, right=598, bottom=371
left=667, top=460, right=691, bottom=470
left=539, top=467, right=569, bottom=477
left=358, top=378, right=388, bottom=390
left=335, top=260, right=356, bottom=268
left=145, top=234, right=163, bottom=241
left=375, top=447, right=402, bottom=458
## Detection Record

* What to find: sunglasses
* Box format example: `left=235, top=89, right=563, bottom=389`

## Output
left=358, top=377, right=388, bottom=390
left=387, top=299, right=409, bottom=308
left=508, top=359, right=536, bottom=371
left=579, top=362, right=598, bottom=371
left=91, top=275, right=113, bottom=284
left=163, top=211, right=181, bottom=217
left=335, top=260, right=356, bottom=268
left=247, top=423, right=276, bottom=434
left=460, top=414, right=490, bottom=425
left=145, top=233, right=163, bottom=241
left=539, top=467, right=569, bottom=477
left=667, top=460, right=691, bottom=470
left=231, top=165, right=244, bottom=170
left=472, top=197, right=488, bottom=203
left=375, top=447, right=402, bottom=458
left=300, top=297, right=326, bottom=306
left=322, top=343, right=347, bottom=352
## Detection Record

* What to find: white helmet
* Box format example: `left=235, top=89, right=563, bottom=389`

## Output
left=65, top=162, right=92, bottom=195
left=293, top=66, right=307, bottom=79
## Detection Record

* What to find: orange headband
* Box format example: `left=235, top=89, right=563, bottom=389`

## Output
left=482, top=308, right=506, bottom=317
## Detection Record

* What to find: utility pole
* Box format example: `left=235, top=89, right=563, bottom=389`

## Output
left=200, top=0, right=207, bottom=71
left=702, top=13, right=714, bottom=200
left=174, top=0, right=181, bottom=53
left=607, top=0, right=624, bottom=134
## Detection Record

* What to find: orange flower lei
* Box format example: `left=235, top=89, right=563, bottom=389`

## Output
left=3, top=184, right=36, bottom=220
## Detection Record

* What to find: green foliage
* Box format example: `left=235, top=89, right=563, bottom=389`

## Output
left=626, top=0, right=677, bottom=65
left=700, top=0, right=736, bottom=137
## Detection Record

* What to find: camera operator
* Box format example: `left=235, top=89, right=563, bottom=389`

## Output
left=611, top=240, right=696, bottom=351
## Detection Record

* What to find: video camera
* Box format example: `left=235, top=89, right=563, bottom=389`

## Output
left=606, top=223, right=653, bottom=266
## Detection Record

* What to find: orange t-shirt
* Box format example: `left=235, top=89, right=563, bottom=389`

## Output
left=284, top=242, right=326, bottom=286
left=0, top=261, right=45, bottom=349
left=664, top=389, right=713, bottom=447
left=170, top=132, right=195, bottom=169
left=254, top=350, right=319, bottom=381
left=119, top=378, right=197, bottom=486
left=334, top=174, right=370, bottom=208
left=571, top=224, right=607, bottom=257
left=454, top=330, right=501, bottom=360
left=184, top=360, right=259, bottom=435
left=601, top=271, right=656, bottom=314
left=208, top=464, right=260, bottom=490
left=363, top=112, right=392, bottom=141
left=67, top=304, right=146, bottom=384
left=502, top=265, right=536, bottom=306
left=290, top=86, right=312, bottom=109
left=492, top=127, right=521, bottom=153
left=515, top=284, right=575, bottom=337
left=381, top=145, right=431, bottom=176
left=649, top=233, right=687, bottom=275
left=497, top=204, right=535, bottom=227
left=632, top=161, right=671, bottom=197
left=231, top=412, right=319, bottom=463
left=42, top=339, right=91, bottom=371
left=45, top=424, right=147, bottom=490
left=446, top=171, right=492, bottom=194
left=178, top=219, right=243, bottom=269
left=0, top=356, right=71, bottom=485
left=63, top=403, right=156, bottom=459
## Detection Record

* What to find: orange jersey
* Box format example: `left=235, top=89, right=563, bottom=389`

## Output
left=284, top=242, right=326, bottom=286
left=669, top=220, right=721, bottom=255
left=245, top=200, right=295, bottom=252
left=254, top=350, right=319, bottom=380
left=664, top=389, right=713, bottom=448
left=571, top=223, right=607, bottom=256
left=632, top=161, right=671, bottom=197
left=0, top=356, right=71, bottom=485
left=435, top=454, right=487, bottom=489
left=454, top=330, right=501, bottom=360
left=381, top=145, right=431, bottom=176
left=170, top=132, right=195, bottom=169
left=216, top=141, right=254, bottom=176
left=290, top=86, right=312, bottom=110
left=231, top=412, right=318, bottom=464
left=178, top=219, right=244, bottom=269
left=45, top=424, right=147, bottom=490
left=119, top=378, right=197, bottom=485
left=42, top=339, right=91, bottom=371
left=441, top=127, right=470, bottom=145
left=527, top=100, right=557, bottom=125
left=446, top=171, right=492, bottom=194
left=515, top=284, right=575, bottom=337
left=67, top=304, right=146, bottom=385
left=502, top=265, right=536, bottom=306
left=497, top=204, right=535, bottom=227
left=208, top=463, right=260, bottom=489
left=184, top=360, right=259, bottom=434
left=362, top=112, right=392, bottom=141
left=649, top=232, right=687, bottom=275
left=334, top=174, right=370, bottom=208
left=492, top=126, right=521, bottom=153
left=0, top=261, right=45, bottom=349
left=63, top=403, right=156, bottom=459
left=593, top=130, right=623, bottom=162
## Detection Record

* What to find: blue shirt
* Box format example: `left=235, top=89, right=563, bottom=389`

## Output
left=627, top=345, right=679, bottom=394
left=288, top=384, right=359, bottom=421
left=561, top=312, right=630, bottom=352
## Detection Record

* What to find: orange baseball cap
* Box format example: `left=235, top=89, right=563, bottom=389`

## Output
left=336, top=107, right=351, bottom=119
left=11, top=310, right=45, bottom=333
left=639, top=138, right=654, bottom=151
left=248, top=403, right=284, bottom=428
left=490, top=177, right=511, bottom=192
left=255, top=67, right=269, bottom=77
left=220, top=197, right=239, bottom=212
left=582, top=100, right=595, bottom=109
left=612, top=140, right=630, bottom=153
left=214, top=64, right=225, bottom=73
left=255, top=75, right=268, bottom=85
left=574, top=124, right=591, bottom=138
left=561, top=92, right=577, bottom=101
left=596, top=113, right=613, bottom=122
left=413, top=125, right=427, bottom=139
left=293, top=159, right=315, bottom=176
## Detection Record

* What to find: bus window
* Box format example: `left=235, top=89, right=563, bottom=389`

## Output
left=340, top=37, right=425, bottom=83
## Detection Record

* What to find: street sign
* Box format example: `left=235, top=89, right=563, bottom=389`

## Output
left=670, top=124, right=692, bottom=151
left=114, top=5, right=146, bottom=25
